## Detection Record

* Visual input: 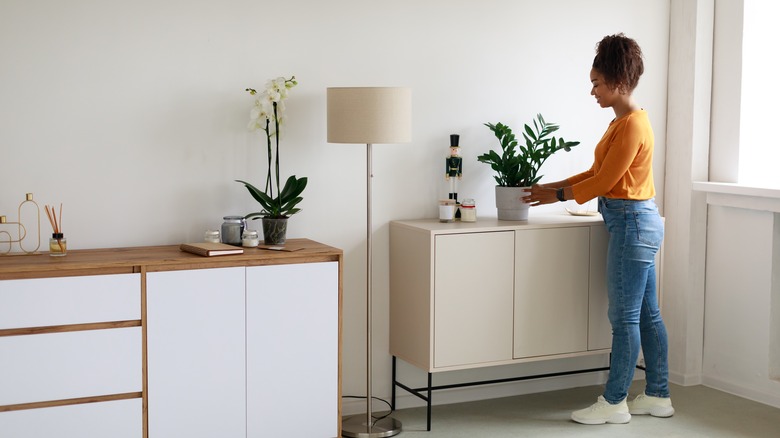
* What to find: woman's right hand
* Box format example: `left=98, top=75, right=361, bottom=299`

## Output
left=524, top=184, right=559, bottom=206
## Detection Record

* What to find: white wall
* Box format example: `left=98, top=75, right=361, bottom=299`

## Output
left=662, top=0, right=712, bottom=387
left=703, top=205, right=780, bottom=407
left=0, top=0, right=671, bottom=412
left=691, top=0, right=780, bottom=408
left=709, top=0, right=742, bottom=182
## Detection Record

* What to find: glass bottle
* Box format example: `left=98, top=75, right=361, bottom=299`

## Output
left=49, top=233, right=67, bottom=256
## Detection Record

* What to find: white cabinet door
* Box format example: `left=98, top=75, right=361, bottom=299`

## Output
left=434, top=232, right=515, bottom=368
left=514, top=227, right=589, bottom=358
left=0, top=399, right=142, bottom=438
left=588, top=224, right=612, bottom=350
left=147, top=267, right=246, bottom=438
left=246, top=262, right=339, bottom=438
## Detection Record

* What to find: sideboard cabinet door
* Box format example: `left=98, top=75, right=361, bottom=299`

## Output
left=588, top=224, right=612, bottom=350
left=434, top=231, right=515, bottom=368
left=146, top=267, right=247, bottom=438
left=514, top=227, right=590, bottom=358
left=246, top=262, right=339, bottom=438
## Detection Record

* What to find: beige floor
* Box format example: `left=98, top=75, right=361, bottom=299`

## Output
left=384, top=381, right=780, bottom=437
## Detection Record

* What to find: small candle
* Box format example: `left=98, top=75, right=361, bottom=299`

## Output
left=242, top=229, right=260, bottom=247
left=204, top=230, right=220, bottom=243
left=438, top=199, right=456, bottom=223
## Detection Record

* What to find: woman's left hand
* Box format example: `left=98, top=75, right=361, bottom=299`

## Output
left=524, top=184, right=559, bottom=206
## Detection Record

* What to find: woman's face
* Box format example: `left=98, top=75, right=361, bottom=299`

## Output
left=590, top=68, right=618, bottom=108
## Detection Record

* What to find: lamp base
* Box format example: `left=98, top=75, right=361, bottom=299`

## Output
left=341, top=415, right=402, bottom=438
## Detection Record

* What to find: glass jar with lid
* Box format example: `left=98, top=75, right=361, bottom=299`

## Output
left=204, top=230, right=220, bottom=243
left=221, top=216, right=245, bottom=246
left=242, top=229, right=260, bottom=247
left=460, top=198, right=477, bottom=222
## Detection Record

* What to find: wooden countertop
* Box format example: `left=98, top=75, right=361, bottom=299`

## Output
left=0, top=238, right=342, bottom=280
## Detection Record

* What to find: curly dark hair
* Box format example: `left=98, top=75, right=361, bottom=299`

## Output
left=592, top=33, right=644, bottom=93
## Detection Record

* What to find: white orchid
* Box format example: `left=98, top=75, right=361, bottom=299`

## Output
left=238, top=76, right=306, bottom=220
left=248, top=99, right=270, bottom=130
left=246, top=76, right=297, bottom=135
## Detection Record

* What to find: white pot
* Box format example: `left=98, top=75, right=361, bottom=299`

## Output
left=495, top=186, right=531, bottom=221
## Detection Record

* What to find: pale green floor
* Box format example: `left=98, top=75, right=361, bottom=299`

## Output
left=382, top=381, right=780, bottom=437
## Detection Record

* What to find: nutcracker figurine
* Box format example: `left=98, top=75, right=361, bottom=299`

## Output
left=445, top=134, right=462, bottom=203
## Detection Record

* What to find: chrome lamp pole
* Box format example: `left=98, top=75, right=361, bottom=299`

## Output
left=327, top=87, right=411, bottom=438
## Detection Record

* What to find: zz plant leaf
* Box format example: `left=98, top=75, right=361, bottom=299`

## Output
left=477, top=114, right=580, bottom=187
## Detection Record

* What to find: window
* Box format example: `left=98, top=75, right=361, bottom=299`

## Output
left=737, top=1, right=780, bottom=188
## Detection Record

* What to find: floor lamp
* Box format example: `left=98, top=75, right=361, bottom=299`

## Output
left=327, top=87, right=411, bottom=438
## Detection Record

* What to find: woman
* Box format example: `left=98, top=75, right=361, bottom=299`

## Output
left=524, top=33, right=674, bottom=425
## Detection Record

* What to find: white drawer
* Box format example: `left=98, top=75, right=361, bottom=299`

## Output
left=0, top=398, right=142, bottom=438
left=0, top=327, right=142, bottom=405
left=0, top=273, right=140, bottom=329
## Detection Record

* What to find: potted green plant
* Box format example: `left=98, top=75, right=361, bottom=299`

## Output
left=477, top=113, right=580, bottom=220
left=236, top=75, right=307, bottom=244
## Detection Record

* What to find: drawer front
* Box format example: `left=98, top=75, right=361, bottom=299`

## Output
left=0, top=327, right=141, bottom=405
left=0, top=398, right=142, bottom=438
left=0, top=274, right=140, bottom=329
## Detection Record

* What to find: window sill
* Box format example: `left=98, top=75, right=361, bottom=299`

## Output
left=692, top=182, right=780, bottom=213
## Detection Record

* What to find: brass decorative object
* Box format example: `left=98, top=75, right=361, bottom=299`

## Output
left=0, top=193, right=41, bottom=255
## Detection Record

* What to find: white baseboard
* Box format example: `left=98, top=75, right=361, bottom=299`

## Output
left=669, top=369, right=702, bottom=386
left=702, top=375, right=780, bottom=409
left=341, top=371, right=609, bottom=416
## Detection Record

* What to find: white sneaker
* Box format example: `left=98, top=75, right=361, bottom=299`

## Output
left=628, top=393, right=675, bottom=417
left=571, top=396, right=631, bottom=425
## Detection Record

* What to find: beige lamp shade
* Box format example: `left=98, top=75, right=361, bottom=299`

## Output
left=327, top=87, right=412, bottom=144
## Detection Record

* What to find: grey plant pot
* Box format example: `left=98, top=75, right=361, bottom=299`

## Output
left=495, top=186, right=531, bottom=221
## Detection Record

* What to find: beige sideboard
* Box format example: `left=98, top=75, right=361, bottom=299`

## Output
left=0, top=239, right=342, bottom=438
left=389, top=215, right=612, bottom=429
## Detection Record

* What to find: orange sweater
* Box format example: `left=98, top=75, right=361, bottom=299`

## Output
left=568, top=110, right=655, bottom=204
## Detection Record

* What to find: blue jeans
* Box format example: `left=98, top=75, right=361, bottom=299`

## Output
left=598, top=197, right=670, bottom=403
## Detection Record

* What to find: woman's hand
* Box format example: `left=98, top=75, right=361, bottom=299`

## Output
left=524, top=184, right=559, bottom=206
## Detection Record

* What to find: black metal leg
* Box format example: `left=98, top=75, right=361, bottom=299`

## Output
left=391, top=356, right=397, bottom=410
left=392, top=354, right=610, bottom=432
left=426, top=372, right=433, bottom=431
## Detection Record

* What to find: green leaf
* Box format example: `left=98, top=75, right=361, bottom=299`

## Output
left=236, top=179, right=261, bottom=200
left=478, top=115, right=580, bottom=187
left=279, top=175, right=308, bottom=201
left=236, top=175, right=307, bottom=218
left=524, top=124, right=536, bottom=141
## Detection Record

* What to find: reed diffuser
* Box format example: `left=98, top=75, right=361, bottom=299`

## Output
left=45, top=204, right=66, bottom=256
